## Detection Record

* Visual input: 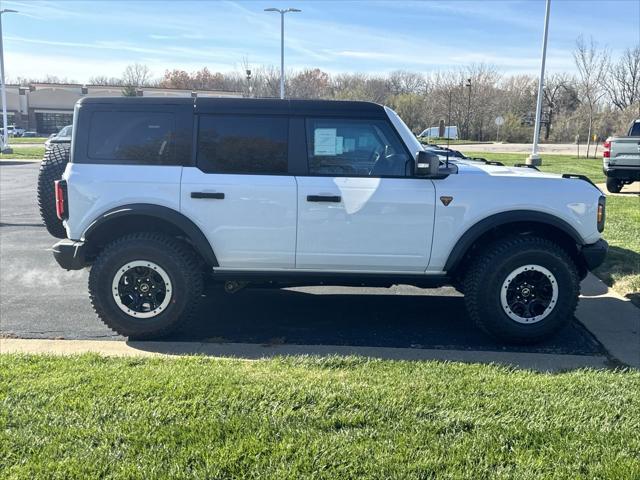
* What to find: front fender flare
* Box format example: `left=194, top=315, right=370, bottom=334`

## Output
left=443, top=210, right=584, bottom=273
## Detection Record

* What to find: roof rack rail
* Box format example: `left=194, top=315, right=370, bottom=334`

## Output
left=514, top=163, right=540, bottom=171
left=561, top=173, right=597, bottom=188
left=482, top=160, right=505, bottom=166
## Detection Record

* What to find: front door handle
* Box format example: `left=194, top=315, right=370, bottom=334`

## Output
left=307, top=195, right=341, bottom=203
left=191, top=192, right=225, bottom=199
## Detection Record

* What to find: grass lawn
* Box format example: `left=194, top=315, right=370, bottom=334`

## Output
left=0, top=146, right=45, bottom=160
left=467, top=151, right=639, bottom=302
left=1, top=355, right=639, bottom=479
left=595, top=196, right=640, bottom=303
left=465, top=151, right=606, bottom=184
left=9, top=137, right=48, bottom=144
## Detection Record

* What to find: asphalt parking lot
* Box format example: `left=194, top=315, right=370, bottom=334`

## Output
left=0, top=162, right=605, bottom=355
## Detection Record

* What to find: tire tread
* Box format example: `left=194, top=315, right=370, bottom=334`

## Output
left=36, top=143, right=70, bottom=239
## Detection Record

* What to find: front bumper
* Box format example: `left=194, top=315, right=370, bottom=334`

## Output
left=580, top=239, right=608, bottom=271
left=52, top=239, right=87, bottom=270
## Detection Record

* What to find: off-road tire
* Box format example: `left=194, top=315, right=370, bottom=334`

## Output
left=463, top=235, right=579, bottom=344
left=89, top=233, right=204, bottom=339
left=37, top=143, right=70, bottom=238
left=606, top=177, right=623, bottom=193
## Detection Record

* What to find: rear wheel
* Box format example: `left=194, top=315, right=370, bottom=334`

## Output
left=606, top=177, right=623, bottom=193
left=37, top=143, right=70, bottom=238
left=463, top=236, right=579, bottom=344
left=89, top=233, right=203, bottom=339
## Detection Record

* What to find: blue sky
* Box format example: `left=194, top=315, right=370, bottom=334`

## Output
left=2, top=0, right=639, bottom=83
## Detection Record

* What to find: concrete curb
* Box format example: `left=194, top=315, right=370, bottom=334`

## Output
left=0, top=337, right=610, bottom=372
left=0, top=158, right=41, bottom=164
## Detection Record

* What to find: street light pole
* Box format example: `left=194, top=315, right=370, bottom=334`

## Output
left=264, top=7, right=301, bottom=99
left=465, top=78, right=471, bottom=140
left=527, top=0, right=551, bottom=166
left=0, top=9, right=18, bottom=153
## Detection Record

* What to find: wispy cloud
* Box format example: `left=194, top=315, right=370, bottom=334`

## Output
left=2, top=0, right=638, bottom=82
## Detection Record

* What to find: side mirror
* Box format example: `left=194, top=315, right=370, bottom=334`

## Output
left=415, top=150, right=441, bottom=176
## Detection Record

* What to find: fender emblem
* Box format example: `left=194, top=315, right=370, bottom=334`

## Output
left=440, top=196, right=453, bottom=206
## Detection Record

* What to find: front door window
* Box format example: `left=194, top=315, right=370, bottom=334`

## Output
left=306, top=118, right=411, bottom=177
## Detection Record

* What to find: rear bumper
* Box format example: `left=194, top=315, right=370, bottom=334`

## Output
left=580, top=239, right=608, bottom=271
left=604, top=166, right=640, bottom=180
left=52, top=239, right=88, bottom=270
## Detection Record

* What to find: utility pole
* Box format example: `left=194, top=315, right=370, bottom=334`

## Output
left=465, top=78, right=471, bottom=141
left=264, top=7, right=301, bottom=99
left=0, top=9, right=18, bottom=153
left=527, top=0, right=551, bottom=166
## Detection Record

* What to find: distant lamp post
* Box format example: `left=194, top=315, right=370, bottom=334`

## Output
left=0, top=8, right=18, bottom=153
left=264, top=7, right=301, bottom=99
left=527, top=0, right=551, bottom=166
left=464, top=78, right=471, bottom=140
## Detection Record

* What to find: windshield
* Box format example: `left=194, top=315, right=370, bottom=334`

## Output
left=58, top=125, right=73, bottom=137
left=384, top=106, right=423, bottom=155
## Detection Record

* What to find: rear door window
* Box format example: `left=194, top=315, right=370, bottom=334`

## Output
left=88, top=111, right=175, bottom=164
left=197, top=115, right=288, bottom=174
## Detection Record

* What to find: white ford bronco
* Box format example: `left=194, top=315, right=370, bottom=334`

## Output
left=50, top=97, right=608, bottom=343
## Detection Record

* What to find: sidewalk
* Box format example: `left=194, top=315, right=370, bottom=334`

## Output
left=577, top=273, right=639, bottom=367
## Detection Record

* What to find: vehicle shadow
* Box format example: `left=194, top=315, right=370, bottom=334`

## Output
left=128, top=286, right=605, bottom=367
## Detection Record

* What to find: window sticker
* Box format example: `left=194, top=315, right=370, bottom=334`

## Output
left=314, top=128, right=337, bottom=156
left=344, top=138, right=356, bottom=152
left=358, top=134, right=374, bottom=147
left=336, top=136, right=344, bottom=155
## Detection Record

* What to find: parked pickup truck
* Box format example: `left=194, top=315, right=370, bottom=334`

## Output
left=603, top=119, right=640, bottom=193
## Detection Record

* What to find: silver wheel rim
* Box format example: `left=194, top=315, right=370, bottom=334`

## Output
left=500, top=264, right=558, bottom=324
left=111, top=260, right=172, bottom=319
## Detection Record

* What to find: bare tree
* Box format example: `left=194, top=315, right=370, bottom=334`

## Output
left=387, top=70, right=426, bottom=95
left=122, top=63, right=152, bottom=96
left=542, top=73, right=570, bottom=140
left=573, top=36, right=609, bottom=157
left=603, top=45, right=640, bottom=112
left=88, top=75, right=123, bottom=86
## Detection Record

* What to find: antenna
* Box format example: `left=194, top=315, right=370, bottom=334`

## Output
left=446, top=89, right=452, bottom=169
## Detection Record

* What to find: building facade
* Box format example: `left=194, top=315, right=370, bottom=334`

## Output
left=1, top=83, right=241, bottom=134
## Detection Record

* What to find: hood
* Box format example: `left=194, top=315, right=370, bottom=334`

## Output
left=453, top=159, right=561, bottom=179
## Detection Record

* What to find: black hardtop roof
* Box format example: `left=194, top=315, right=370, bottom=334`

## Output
left=77, top=97, right=387, bottom=117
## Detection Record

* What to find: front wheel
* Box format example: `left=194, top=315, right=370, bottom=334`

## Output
left=463, top=236, right=579, bottom=344
left=88, top=233, right=204, bottom=339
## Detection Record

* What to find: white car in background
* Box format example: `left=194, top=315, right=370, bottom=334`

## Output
left=0, top=125, right=25, bottom=138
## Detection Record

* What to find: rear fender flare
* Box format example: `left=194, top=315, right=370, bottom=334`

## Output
left=82, top=203, right=218, bottom=267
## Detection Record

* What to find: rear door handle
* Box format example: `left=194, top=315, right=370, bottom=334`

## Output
left=191, top=192, right=225, bottom=199
left=307, top=195, right=341, bottom=203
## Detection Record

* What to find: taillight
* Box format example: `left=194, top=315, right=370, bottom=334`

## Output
left=55, top=180, right=68, bottom=220
left=603, top=140, right=610, bottom=158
